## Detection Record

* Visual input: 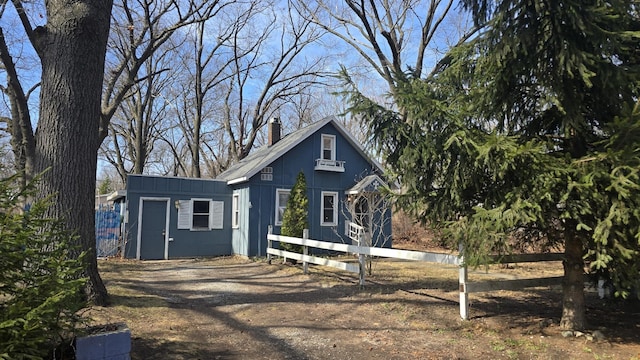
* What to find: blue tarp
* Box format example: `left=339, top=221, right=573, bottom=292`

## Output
left=96, top=203, right=121, bottom=257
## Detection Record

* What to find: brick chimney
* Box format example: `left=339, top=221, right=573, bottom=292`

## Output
left=268, top=117, right=281, bottom=146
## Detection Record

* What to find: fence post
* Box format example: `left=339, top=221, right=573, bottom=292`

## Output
left=459, top=242, right=469, bottom=320
left=267, top=225, right=273, bottom=264
left=358, top=232, right=366, bottom=287
left=303, top=229, right=309, bottom=274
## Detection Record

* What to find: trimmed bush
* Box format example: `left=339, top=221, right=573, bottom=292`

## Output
left=281, top=171, right=309, bottom=254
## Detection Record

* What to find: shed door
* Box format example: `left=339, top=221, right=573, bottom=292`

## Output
left=139, top=199, right=169, bottom=260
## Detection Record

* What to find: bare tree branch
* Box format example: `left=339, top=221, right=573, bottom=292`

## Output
left=290, top=0, right=469, bottom=99
left=9, top=0, right=36, bottom=49
left=0, top=26, right=35, bottom=183
left=99, top=0, right=232, bottom=142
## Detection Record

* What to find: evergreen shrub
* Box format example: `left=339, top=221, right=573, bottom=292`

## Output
left=0, top=173, right=88, bottom=359
left=281, top=171, right=309, bottom=254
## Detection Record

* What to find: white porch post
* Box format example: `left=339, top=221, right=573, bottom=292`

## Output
left=459, top=242, right=469, bottom=320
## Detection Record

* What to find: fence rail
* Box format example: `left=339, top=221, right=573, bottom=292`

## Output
left=266, top=226, right=564, bottom=320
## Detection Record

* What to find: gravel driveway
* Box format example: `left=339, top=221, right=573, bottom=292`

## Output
left=94, top=257, right=640, bottom=360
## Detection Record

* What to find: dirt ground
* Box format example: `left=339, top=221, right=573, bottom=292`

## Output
left=89, top=252, right=640, bottom=360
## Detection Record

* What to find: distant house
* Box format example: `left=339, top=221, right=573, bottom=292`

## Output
left=122, top=116, right=392, bottom=260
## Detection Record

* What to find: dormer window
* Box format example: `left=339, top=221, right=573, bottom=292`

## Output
left=315, top=134, right=345, bottom=172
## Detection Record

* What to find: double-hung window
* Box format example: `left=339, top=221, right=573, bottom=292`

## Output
left=321, top=191, right=338, bottom=226
left=192, top=200, right=211, bottom=229
left=177, top=198, right=224, bottom=231
left=275, top=189, right=290, bottom=226
left=315, top=134, right=344, bottom=172
left=321, top=134, right=336, bottom=160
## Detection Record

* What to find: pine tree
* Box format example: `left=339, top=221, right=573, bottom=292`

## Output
left=0, top=172, right=88, bottom=357
left=281, top=171, right=309, bottom=254
left=344, top=0, right=640, bottom=330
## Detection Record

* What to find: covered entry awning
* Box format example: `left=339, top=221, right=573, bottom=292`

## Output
left=345, top=174, right=387, bottom=195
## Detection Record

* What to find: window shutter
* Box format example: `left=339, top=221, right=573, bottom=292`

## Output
left=210, top=201, right=224, bottom=229
left=177, top=200, right=191, bottom=229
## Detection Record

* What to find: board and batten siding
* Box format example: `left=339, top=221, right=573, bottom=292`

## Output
left=125, top=120, right=391, bottom=259
left=125, top=174, right=233, bottom=259
left=240, top=122, right=386, bottom=256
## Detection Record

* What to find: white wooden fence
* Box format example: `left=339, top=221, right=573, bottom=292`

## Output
left=266, top=226, right=564, bottom=320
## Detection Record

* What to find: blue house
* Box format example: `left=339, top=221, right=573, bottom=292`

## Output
left=122, top=116, right=391, bottom=259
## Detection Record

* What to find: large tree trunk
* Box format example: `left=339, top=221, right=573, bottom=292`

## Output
left=33, top=0, right=113, bottom=306
left=560, top=229, right=586, bottom=330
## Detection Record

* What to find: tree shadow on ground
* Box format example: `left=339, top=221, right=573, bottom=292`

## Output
left=101, top=259, right=640, bottom=359
left=131, top=337, right=237, bottom=360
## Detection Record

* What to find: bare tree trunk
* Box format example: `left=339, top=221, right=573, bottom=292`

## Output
left=0, top=28, right=36, bottom=187
left=192, top=82, right=202, bottom=178
left=32, top=0, right=113, bottom=306
left=133, top=95, right=147, bottom=175
left=560, top=227, right=586, bottom=330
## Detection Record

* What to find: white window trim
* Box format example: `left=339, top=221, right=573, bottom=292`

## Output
left=275, top=188, right=291, bottom=226
left=232, top=193, right=240, bottom=229
left=320, top=191, right=338, bottom=227
left=190, top=198, right=213, bottom=231
left=176, top=198, right=224, bottom=231
left=321, top=134, right=336, bottom=161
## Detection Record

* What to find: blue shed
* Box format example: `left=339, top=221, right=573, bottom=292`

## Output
left=124, top=175, right=232, bottom=259
left=122, top=116, right=392, bottom=259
